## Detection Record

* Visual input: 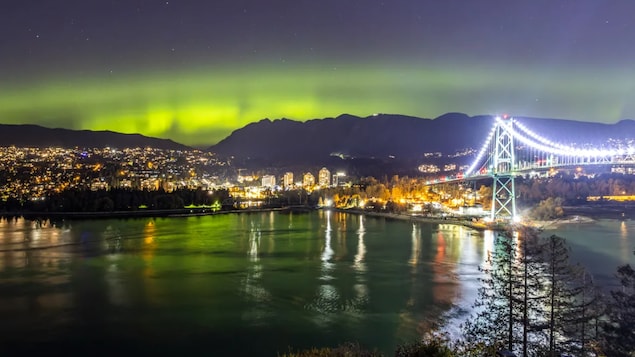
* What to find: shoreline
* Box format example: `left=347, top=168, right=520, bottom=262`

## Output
left=1, top=207, right=493, bottom=231
left=0, top=206, right=313, bottom=220
left=332, top=208, right=492, bottom=231
left=524, top=215, right=596, bottom=230
left=3, top=205, right=629, bottom=232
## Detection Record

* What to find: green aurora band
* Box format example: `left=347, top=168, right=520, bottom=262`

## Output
left=1, top=63, right=633, bottom=146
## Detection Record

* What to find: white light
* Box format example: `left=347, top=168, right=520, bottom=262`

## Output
left=513, top=119, right=620, bottom=158
left=465, top=123, right=497, bottom=176
left=496, top=117, right=619, bottom=158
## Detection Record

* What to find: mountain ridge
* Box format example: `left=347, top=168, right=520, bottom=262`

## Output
left=2, top=113, right=634, bottom=157
left=209, top=113, right=635, bottom=167
left=0, top=123, right=190, bottom=150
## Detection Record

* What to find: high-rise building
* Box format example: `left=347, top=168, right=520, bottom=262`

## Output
left=302, top=172, right=315, bottom=188
left=283, top=172, right=294, bottom=188
left=261, top=175, right=276, bottom=188
left=318, top=167, right=330, bottom=187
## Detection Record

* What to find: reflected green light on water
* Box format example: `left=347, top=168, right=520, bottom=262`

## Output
left=1, top=213, right=630, bottom=355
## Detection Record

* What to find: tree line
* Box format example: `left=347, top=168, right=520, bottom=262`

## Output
left=461, top=229, right=634, bottom=357
left=0, top=188, right=231, bottom=213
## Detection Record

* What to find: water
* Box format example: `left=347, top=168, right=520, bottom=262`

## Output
left=0, top=212, right=631, bottom=355
left=542, top=218, right=635, bottom=290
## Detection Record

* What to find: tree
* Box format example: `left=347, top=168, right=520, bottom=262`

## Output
left=515, top=229, right=547, bottom=357
left=463, top=231, right=520, bottom=353
left=463, top=229, right=598, bottom=357
left=93, top=196, right=115, bottom=211
left=539, top=235, right=603, bottom=356
left=529, top=197, right=564, bottom=220
left=476, top=184, right=492, bottom=209
left=603, top=250, right=635, bottom=356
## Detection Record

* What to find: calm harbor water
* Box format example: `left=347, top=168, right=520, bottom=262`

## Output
left=542, top=218, right=635, bottom=289
left=0, top=211, right=632, bottom=355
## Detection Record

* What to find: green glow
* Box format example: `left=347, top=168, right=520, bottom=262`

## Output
left=1, top=63, right=632, bottom=146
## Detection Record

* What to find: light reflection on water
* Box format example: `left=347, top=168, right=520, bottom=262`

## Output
left=7, top=213, right=611, bottom=355
left=620, top=221, right=629, bottom=262
left=353, top=215, right=366, bottom=273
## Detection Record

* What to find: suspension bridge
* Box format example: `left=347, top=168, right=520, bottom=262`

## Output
left=436, top=115, right=635, bottom=222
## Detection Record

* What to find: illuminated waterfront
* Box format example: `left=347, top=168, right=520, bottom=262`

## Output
left=0, top=212, right=632, bottom=355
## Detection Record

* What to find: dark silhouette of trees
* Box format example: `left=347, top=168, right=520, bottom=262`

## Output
left=602, top=250, right=635, bottom=356
left=463, top=231, right=520, bottom=353
left=0, top=188, right=232, bottom=213
left=514, top=173, right=635, bottom=205
left=463, top=229, right=603, bottom=357
left=539, top=235, right=603, bottom=356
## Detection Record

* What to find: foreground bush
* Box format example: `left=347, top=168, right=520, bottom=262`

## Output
left=279, top=343, right=382, bottom=357
left=281, top=337, right=460, bottom=357
left=395, top=339, right=456, bottom=357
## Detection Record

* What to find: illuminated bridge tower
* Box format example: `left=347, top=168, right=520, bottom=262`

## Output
left=490, top=115, right=517, bottom=221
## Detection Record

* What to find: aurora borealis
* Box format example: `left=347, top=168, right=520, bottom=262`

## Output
left=2, top=1, right=635, bottom=146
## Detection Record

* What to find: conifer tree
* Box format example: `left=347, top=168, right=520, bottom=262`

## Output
left=603, top=250, right=635, bottom=356
left=539, top=234, right=602, bottom=356
left=463, top=231, right=519, bottom=352
left=515, top=228, right=547, bottom=356
left=462, top=229, right=600, bottom=357
left=462, top=230, right=546, bottom=356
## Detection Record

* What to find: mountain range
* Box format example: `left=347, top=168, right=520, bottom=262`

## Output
left=209, top=113, right=635, bottom=165
left=0, top=124, right=188, bottom=150
left=2, top=113, right=635, bottom=171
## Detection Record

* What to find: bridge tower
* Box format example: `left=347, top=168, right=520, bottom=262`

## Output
left=490, top=115, right=517, bottom=221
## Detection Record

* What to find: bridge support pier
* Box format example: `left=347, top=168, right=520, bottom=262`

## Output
left=490, top=116, right=517, bottom=221
left=491, top=174, right=516, bottom=221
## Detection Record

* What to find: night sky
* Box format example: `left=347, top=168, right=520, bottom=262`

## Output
left=2, top=1, right=634, bottom=146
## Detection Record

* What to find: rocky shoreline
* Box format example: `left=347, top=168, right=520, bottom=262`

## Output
left=526, top=215, right=596, bottom=230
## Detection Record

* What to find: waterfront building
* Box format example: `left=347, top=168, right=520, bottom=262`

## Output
left=302, top=172, right=315, bottom=188
left=318, top=167, right=330, bottom=187
left=283, top=172, right=294, bottom=188
left=261, top=175, right=276, bottom=188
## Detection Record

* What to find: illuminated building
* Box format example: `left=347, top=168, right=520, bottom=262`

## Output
left=283, top=172, right=294, bottom=188
left=443, top=163, right=457, bottom=171
left=318, top=167, right=330, bottom=187
left=418, top=164, right=440, bottom=173
left=261, top=175, right=276, bottom=188
left=302, top=172, right=315, bottom=188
